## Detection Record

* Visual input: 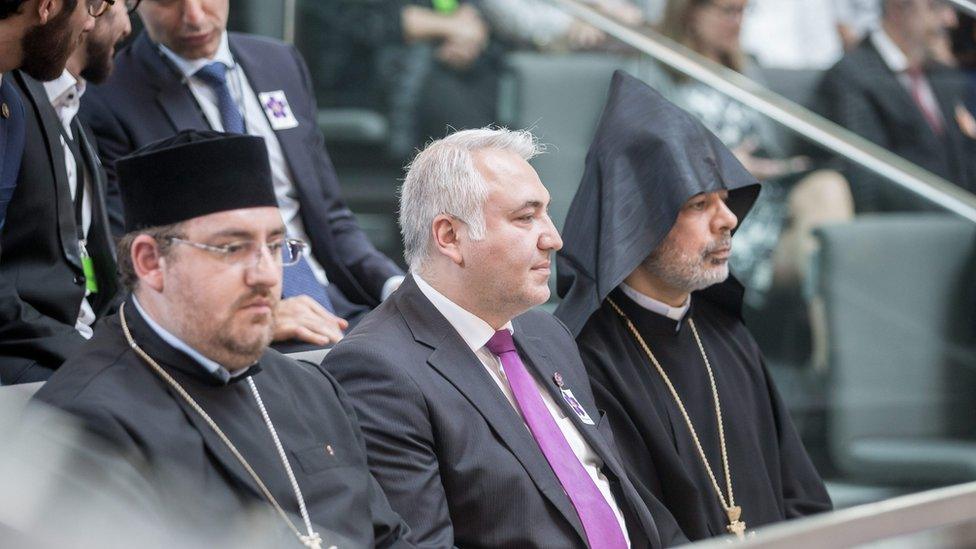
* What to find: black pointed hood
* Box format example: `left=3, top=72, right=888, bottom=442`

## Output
left=554, top=70, right=761, bottom=336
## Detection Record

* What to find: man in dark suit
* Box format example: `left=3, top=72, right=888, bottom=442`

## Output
left=0, top=0, right=128, bottom=384
left=818, top=0, right=976, bottom=212
left=81, top=0, right=404, bottom=348
left=323, top=127, right=685, bottom=548
left=34, top=130, right=413, bottom=548
left=0, top=0, right=96, bottom=227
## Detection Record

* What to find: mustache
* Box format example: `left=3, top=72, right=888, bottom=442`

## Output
left=703, top=235, right=733, bottom=255
left=232, top=289, right=278, bottom=310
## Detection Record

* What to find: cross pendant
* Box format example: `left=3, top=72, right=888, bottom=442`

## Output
left=300, top=532, right=323, bottom=549
left=727, top=519, right=746, bottom=539
left=726, top=505, right=746, bottom=539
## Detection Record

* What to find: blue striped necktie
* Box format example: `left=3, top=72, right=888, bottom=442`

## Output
left=194, top=62, right=245, bottom=134
left=281, top=243, right=335, bottom=313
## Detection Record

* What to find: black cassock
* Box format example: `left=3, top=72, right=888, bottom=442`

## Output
left=555, top=71, right=831, bottom=542
left=34, top=301, right=412, bottom=548
left=577, top=288, right=831, bottom=540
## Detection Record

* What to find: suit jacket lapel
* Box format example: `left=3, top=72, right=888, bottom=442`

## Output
left=396, top=278, right=588, bottom=543
left=228, top=36, right=311, bottom=191
left=864, top=43, right=943, bottom=142
left=132, top=34, right=212, bottom=133
left=75, top=121, right=119, bottom=312
left=18, top=72, right=82, bottom=272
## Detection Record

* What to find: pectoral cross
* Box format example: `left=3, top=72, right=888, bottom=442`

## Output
left=726, top=506, right=746, bottom=539
left=300, top=532, right=324, bottom=549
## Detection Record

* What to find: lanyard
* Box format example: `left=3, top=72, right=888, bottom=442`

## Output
left=57, top=119, right=98, bottom=294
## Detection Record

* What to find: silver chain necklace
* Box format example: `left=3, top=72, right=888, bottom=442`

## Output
left=119, top=303, right=326, bottom=548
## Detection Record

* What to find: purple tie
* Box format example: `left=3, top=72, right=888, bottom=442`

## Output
left=486, top=330, right=628, bottom=549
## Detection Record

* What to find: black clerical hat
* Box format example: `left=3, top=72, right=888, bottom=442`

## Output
left=117, top=130, right=278, bottom=232
left=555, top=70, right=761, bottom=335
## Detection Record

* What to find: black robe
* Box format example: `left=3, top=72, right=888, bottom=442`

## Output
left=33, top=301, right=413, bottom=548
left=577, top=289, right=832, bottom=540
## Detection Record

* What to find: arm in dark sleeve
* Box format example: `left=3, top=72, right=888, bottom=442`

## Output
left=79, top=89, right=130, bottom=239
left=320, top=366, right=415, bottom=548
left=762, top=359, right=833, bottom=518
left=323, top=343, right=456, bottom=548
left=288, top=45, right=403, bottom=301
left=0, top=275, right=87, bottom=384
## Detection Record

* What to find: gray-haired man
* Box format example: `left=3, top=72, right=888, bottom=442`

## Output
left=323, top=127, right=685, bottom=548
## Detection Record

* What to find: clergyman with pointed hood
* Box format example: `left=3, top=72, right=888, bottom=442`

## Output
left=555, top=71, right=832, bottom=542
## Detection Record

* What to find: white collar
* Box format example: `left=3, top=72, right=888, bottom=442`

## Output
left=158, top=31, right=235, bottom=78
left=42, top=69, right=86, bottom=110
left=619, top=283, right=690, bottom=321
left=131, top=295, right=247, bottom=383
left=871, top=28, right=910, bottom=73
left=413, top=274, right=515, bottom=354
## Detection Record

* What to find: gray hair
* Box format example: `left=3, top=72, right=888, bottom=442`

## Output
left=399, top=127, right=544, bottom=271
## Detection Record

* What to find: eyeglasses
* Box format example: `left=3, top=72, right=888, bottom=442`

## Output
left=167, top=237, right=308, bottom=267
left=87, top=0, right=142, bottom=17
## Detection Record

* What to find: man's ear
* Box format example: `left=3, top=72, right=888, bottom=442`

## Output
left=35, top=0, right=59, bottom=24
left=131, top=235, right=167, bottom=292
left=431, top=214, right=465, bottom=266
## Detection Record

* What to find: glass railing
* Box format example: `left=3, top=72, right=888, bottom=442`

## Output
left=266, top=0, right=976, bottom=536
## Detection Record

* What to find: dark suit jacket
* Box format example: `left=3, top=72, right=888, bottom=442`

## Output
left=80, top=31, right=402, bottom=308
left=0, top=73, right=25, bottom=228
left=323, top=276, right=686, bottom=548
left=33, top=303, right=412, bottom=548
left=0, top=71, right=119, bottom=385
left=817, top=38, right=976, bottom=212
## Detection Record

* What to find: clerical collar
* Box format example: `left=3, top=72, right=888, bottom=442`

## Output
left=619, top=283, right=690, bottom=321
left=413, top=273, right=515, bottom=354
left=131, top=295, right=251, bottom=384
left=871, top=28, right=910, bottom=73
left=157, top=31, right=235, bottom=79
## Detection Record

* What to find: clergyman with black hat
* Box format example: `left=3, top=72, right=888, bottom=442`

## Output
left=555, top=71, right=832, bottom=542
left=33, top=130, right=413, bottom=549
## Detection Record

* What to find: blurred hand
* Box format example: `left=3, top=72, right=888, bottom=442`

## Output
left=733, top=139, right=810, bottom=180
left=273, top=295, right=348, bottom=346
left=566, top=20, right=606, bottom=50
left=596, top=0, right=644, bottom=26
left=437, top=4, right=489, bottom=70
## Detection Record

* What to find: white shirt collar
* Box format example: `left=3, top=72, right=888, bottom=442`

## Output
left=619, top=283, right=690, bottom=321
left=131, top=295, right=246, bottom=383
left=158, top=31, right=235, bottom=78
left=42, top=69, right=86, bottom=119
left=871, top=28, right=910, bottom=73
left=413, top=274, right=515, bottom=354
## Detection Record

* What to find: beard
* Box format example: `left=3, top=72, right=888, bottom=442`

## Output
left=173, top=286, right=277, bottom=371
left=19, top=3, right=77, bottom=81
left=644, top=233, right=732, bottom=294
left=80, top=32, right=114, bottom=84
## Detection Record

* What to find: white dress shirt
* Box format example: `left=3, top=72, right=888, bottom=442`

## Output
left=619, top=283, right=690, bottom=321
left=413, top=274, right=631, bottom=545
left=871, top=28, right=945, bottom=129
left=43, top=69, right=95, bottom=339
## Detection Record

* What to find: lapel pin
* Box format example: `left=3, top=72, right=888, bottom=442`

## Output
left=325, top=444, right=335, bottom=456
left=553, top=372, right=564, bottom=388
left=1, top=103, right=9, bottom=119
